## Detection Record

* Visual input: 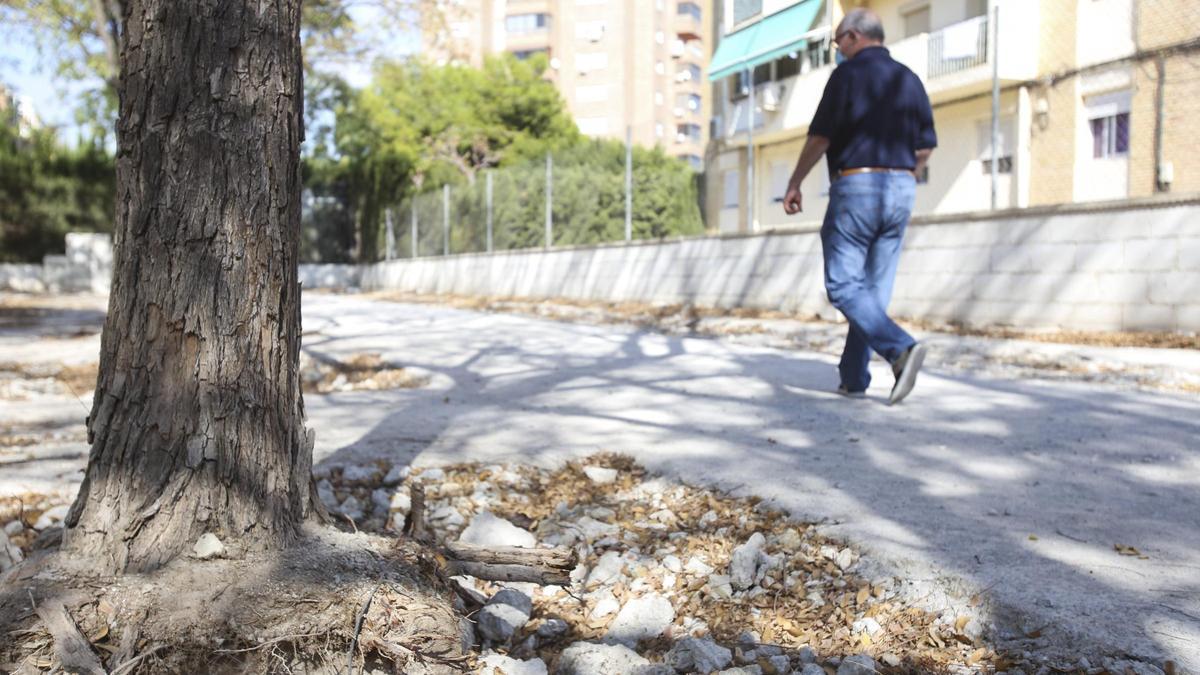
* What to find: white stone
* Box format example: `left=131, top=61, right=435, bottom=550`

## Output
left=338, top=495, right=365, bottom=521
left=536, top=618, right=569, bottom=638
left=707, top=574, right=734, bottom=600
left=586, top=550, right=626, bottom=588
left=835, top=548, right=855, bottom=570
left=730, top=532, right=765, bottom=591
left=557, top=642, right=650, bottom=675
left=583, top=466, right=618, bottom=484
left=371, top=488, right=392, bottom=513
left=837, top=654, right=876, bottom=675
left=798, top=665, right=826, bottom=675
left=192, top=533, right=225, bottom=560
left=33, top=505, right=70, bottom=531
left=478, top=653, right=548, bottom=675
left=342, top=464, right=380, bottom=483
left=588, top=589, right=620, bottom=620
left=4, top=521, right=23, bottom=536
left=716, top=667, right=762, bottom=675
left=606, top=593, right=675, bottom=644
left=477, top=588, right=532, bottom=644
left=383, top=464, right=410, bottom=485
left=458, top=511, right=537, bottom=548
left=851, top=617, right=882, bottom=636
left=684, top=556, right=713, bottom=576
left=419, top=467, right=446, bottom=481
left=661, top=554, right=683, bottom=573
left=317, top=479, right=337, bottom=508
left=390, top=491, right=412, bottom=512
left=667, top=636, right=733, bottom=673
left=662, top=573, right=676, bottom=589
left=1, top=530, right=23, bottom=572
left=576, top=516, right=620, bottom=541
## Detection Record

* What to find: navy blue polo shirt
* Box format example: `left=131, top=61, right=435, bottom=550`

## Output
left=809, top=46, right=937, bottom=173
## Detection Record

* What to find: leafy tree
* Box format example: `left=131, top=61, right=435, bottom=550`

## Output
left=0, top=112, right=114, bottom=262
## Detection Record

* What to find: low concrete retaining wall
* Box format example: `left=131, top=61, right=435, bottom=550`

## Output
left=0, top=233, right=113, bottom=294
left=352, top=195, right=1200, bottom=333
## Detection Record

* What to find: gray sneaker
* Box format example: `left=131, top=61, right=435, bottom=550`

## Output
left=889, top=342, right=928, bottom=405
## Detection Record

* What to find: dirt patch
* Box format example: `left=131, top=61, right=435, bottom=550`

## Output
left=0, top=529, right=467, bottom=674
left=366, top=291, right=1199, bottom=350
left=300, top=352, right=430, bottom=395
left=0, top=362, right=99, bottom=401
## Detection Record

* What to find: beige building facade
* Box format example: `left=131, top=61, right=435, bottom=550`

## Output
left=424, top=0, right=714, bottom=168
left=706, top=0, right=1200, bottom=233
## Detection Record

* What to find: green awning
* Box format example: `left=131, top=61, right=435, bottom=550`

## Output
left=708, top=0, right=824, bottom=81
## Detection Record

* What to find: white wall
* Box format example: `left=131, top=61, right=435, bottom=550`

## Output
left=347, top=196, right=1200, bottom=333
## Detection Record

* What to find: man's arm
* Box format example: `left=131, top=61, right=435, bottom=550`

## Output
left=913, top=147, right=933, bottom=178
left=783, top=135, right=830, bottom=215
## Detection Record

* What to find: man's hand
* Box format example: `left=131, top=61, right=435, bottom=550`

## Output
left=783, top=184, right=803, bottom=215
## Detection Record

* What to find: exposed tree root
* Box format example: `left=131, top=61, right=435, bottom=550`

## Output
left=0, top=526, right=470, bottom=674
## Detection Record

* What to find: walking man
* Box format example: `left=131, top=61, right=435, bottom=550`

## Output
left=782, top=8, right=935, bottom=404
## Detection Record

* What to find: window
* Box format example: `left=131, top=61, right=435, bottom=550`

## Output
left=678, top=2, right=702, bottom=21
left=511, top=48, right=548, bottom=60
left=683, top=154, right=703, bottom=170
left=902, top=5, right=931, bottom=37
left=980, top=157, right=1012, bottom=174
left=729, top=63, right=769, bottom=100
left=723, top=170, right=740, bottom=208
left=775, top=53, right=802, bottom=80
left=733, top=0, right=762, bottom=25
left=656, top=123, right=665, bottom=138
left=676, top=93, right=702, bottom=111
left=677, top=63, right=702, bottom=82
left=576, top=84, right=609, bottom=103
left=575, top=20, right=606, bottom=41
left=965, top=0, right=988, bottom=19
left=677, top=123, right=701, bottom=142
left=576, top=52, right=609, bottom=73
left=1090, top=113, right=1130, bottom=158
left=506, top=13, right=551, bottom=34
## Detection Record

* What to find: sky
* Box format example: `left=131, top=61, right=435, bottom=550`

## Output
left=0, top=5, right=419, bottom=145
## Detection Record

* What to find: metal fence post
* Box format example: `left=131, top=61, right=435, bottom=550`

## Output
left=411, top=201, right=418, bottom=258
left=545, top=154, right=553, bottom=249
left=625, top=126, right=633, bottom=243
left=442, top=184, right=451, bottom=256
left=385, top=208, right=395, bottom=260
left=486, top=171, right=494, bottom=253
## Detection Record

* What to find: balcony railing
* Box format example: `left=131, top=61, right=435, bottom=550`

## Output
left=928, top=14, right=988, bottom=79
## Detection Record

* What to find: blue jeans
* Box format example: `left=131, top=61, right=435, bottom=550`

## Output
left=821, top=172, right=918, bottom=392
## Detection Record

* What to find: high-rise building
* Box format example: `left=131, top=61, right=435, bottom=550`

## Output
left=422, top=0, right=713, bottom=169
left=704, top=0, right=1200, bottom=233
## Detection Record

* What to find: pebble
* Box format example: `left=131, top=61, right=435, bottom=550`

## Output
left=586, top=550, right=626, bottom=588
left=341, top=464, right=380, bottom=483
left=606, top=593, right=675, bottom=644
left=33, top=504, right=70, bottom=531
left=797, top=646, right=818, bottom=664
left=478, top=653, right=547, bottom=675
left=661, top=554, right=682, bottom=573
left=535, top=618, right=568, bottom=638
left=382, top=464, right=410, bottom=485
left=798, top=665, right=826, bottom=675
left=457, top=510, right=537, bottom=548
left=418, top=467, right=445, bottom=481
left=730, top=532, right=765, bottom=590
left=837, top=654, right=876, bottom=675
left=666, top=636, right=733, bottom=673
left=557, top=641, right=650, bottom=675
left=582, top=466, right=618, bottom=484
left=851, top=616, right=882, bottom=636
left=4, top=521, right=23, bottom=536
left=588, top=589, right=620, bottom=620
left=337, top=495, right=364, bottom=521
left=192, top=533, right=225, bottom=560
left=1, top=531, right=23, bottom=571
left=477, top=588, right=532, bottom=644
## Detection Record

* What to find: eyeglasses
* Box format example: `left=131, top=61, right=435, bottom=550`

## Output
left=834, top=30, right=855, bottom=43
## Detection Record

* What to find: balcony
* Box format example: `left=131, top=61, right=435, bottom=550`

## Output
left=887, top=2, right=1040, bottom=102
left=675, top=13, right=702, bottom=41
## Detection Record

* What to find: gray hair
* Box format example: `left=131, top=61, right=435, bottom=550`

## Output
left=840, top=9, right=885, bottom=43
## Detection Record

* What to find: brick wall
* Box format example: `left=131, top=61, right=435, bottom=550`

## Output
left=350, top=196, right=1200, bottom=333
left=1027, top=0, right=1077, bottom=206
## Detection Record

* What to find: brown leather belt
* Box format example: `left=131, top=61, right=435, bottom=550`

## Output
left=837, top=167, right=913, bottom=178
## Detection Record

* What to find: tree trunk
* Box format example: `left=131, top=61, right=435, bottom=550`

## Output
left=64, top=0, right=317, bottom=573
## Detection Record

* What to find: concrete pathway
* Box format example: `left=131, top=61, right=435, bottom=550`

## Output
left=2, top=292, right=1197, bottom=670
left=301, top=294, right=1200, bottom=671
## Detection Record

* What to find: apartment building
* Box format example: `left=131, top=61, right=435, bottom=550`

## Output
left=705, top=0, right=1200, bottom=233
left=422, top=0, right=714, bottom=168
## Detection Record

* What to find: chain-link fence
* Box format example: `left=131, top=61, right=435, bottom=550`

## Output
left=378, top=143, right=705, bottom=262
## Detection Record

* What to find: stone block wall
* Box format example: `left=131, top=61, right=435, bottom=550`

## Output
left=0, top=233, right=113, bottom=294
left=350, top=195, right=1200, bottom=333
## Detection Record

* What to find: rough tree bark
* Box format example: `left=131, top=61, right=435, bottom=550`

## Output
left=64, top=0, right=319, bottom=573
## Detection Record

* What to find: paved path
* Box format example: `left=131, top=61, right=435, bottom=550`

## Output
left=302, top=294, right=1200, bottom=671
